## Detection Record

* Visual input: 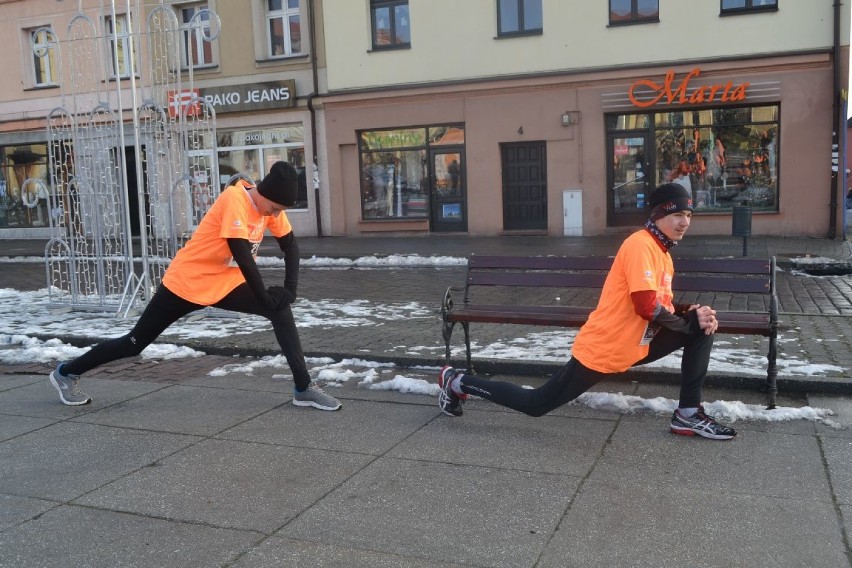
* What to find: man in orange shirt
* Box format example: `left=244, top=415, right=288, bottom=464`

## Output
left=438, top=183, right=735, bottom=440
left=49, top=161, right=341, bottom=412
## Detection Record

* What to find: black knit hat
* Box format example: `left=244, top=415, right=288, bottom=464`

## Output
left=649, top=182, right=693, bottom=220
left=256, top=161, right=298, bottom=207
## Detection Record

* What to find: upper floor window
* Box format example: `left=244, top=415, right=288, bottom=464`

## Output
left=371, top=0, right=410, bottom=50
left=178, top=2, right=216, bottom=68
left=609, top=0, right=659, bottom=25
left=267, top=0, right=301, bottom=57
left=497, top=0, right=543, bottom=36
left=29, top=27, right=59, bottom=87
left=105, top=14, right=135, bottom=78
left=721, top=0, right=778, bottom=14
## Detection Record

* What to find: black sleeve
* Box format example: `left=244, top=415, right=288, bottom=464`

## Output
left=227, top=238, right=274, bottom=308
left=276, top=231, right=299, bottom=297
left=653, top=307, right=701, bottom=335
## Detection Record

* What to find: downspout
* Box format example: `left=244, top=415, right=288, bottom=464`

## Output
left=307, top=0, right=323, bottom=237
left=828, top=0, right=841, bottom=238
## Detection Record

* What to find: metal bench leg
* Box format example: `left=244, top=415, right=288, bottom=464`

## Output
left=462, top=322, right=473, bottom=373
left=442, top=320, right=456, bottom=362
left=766, top=333, right=778, bottom=410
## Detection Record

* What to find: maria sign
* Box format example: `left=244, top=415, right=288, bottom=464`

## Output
left=628, top=68, right=749, bottom=108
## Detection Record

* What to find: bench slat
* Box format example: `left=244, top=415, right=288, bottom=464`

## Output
left=448, top=306, right=771, bottom=335
left=674, top=258, right=771, bottom=275
left=674, top=274, right=771, bottom=294
left=469, top=255, right=613, bottom=271
left=468, top=271, right=607, bottom=288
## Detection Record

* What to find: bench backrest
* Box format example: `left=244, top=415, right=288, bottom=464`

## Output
left=465, top=255, right=775, bottom=297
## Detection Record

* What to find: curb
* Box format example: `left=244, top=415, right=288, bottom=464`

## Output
left=33, top=333, right=852, bottom=399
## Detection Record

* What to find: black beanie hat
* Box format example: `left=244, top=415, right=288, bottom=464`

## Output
left=649, top=182, right=693, bottom=220
left=256, top=161, right=298, bottom=207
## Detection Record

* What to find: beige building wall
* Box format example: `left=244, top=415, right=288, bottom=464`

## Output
left=324, top=0, right=845, bottom=91
left=0, top=0, right=328, bottom=238
left=318, top=1, right=849, bottom=238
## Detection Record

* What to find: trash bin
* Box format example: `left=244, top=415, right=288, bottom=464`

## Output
left=732, top=202, right=752, bottom=256
left=732, top=204, right=752, bottom=237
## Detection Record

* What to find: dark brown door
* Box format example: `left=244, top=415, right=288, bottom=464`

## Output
left=501, top=141, right=547, bottom=231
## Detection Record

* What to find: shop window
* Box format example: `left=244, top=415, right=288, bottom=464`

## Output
left=267, top=0, right=301, bottom=57
left=216, top=126, right=309, bottom=209
left=177, top=2, right=217, bottom=69
left=609, top=0, right=659, bottom=25
left=720, top=0, right=778, bottom=14
left=608, top=105, right=779, bottom=213
left=497, top=0, right=543, bottom=36
left=370, top=0, right=410, bottom=50
left=27, top=27, right=59, bottom=87
left=0, top=145, right=52, bottom=229
left=358, top=125, right=465, bottom=221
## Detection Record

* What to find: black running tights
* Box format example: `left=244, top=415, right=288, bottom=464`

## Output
left=458, top=327, right=714, bottom=417
left=63, top=283, right=312, bottom=390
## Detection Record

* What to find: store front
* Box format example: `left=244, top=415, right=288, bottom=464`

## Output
left=319, top=56, right=838, bottom=238
left=606, top=104, right=779, bottom=227
left=357, top=124, right=467, bottom=232
left=0, top=144, right=52, bottom=231
left=0, top=78, right=319, bottom=239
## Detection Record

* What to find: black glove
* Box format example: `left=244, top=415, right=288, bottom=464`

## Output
left=266, top=286, right=295, bottom=310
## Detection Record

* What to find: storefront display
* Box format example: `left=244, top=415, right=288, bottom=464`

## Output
left=607, top=104, right=779, bottom=219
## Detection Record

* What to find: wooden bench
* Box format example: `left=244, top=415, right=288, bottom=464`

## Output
left=441, top=255, right=780, bottom=408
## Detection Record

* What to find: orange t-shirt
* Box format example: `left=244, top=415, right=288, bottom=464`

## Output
left=162, top=181, right=292, bottom=305
left=571, top=229, right=675, bottom=373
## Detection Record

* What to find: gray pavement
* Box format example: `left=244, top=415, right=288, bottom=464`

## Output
left=2, top=234, right=852, bottom=567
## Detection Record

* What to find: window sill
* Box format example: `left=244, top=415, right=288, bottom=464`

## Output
left=494, top=30, right=543, bottom=39
left=607, top=19, right=660, bottom=27
left=256, top=53, right=310, bottom=65
left=367, top=44, right=411, bottom=53
left=23, top=84, right=60, bottom=92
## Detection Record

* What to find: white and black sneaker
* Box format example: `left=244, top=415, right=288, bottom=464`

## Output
left=670, top=406, right=736, bottom=440
left=438, top=365, right=467, bottom=417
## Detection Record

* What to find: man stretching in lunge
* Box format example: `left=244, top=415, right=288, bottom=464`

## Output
left=50, top=162, right=341, bottom=412
left=438, top=182, right=735, bottom=440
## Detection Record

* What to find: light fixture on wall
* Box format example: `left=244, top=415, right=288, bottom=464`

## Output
left=517, top=126, right=524, bottom=135
left=561, top=112, right=578, bottom=126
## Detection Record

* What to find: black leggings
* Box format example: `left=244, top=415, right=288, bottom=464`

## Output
left=63, top=284, right=312, bottom=390
left=458, top=327, right=714, bottom=417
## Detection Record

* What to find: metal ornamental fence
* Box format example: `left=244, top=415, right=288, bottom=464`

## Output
left=28, top=1, right=220, bottom=316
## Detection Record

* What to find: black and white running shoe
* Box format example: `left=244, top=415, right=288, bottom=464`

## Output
left=670, top=405, right=736, bottom=440
left=438, top=365, right=467, bottom=417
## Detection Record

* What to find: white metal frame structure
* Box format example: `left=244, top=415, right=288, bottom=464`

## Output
left=35, top=1, right=220, bottom=315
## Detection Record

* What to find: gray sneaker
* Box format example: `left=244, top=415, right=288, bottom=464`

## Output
left=49, top=364, right=92, bottom=406
left=293, top=385, right=342, bottom=411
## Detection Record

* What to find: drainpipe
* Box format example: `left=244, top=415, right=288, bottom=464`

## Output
left=828, top=0, right=842, bottom=238
left=307, top=0, right=323, bottom=237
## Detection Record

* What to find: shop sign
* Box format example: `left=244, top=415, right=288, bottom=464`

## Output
left=628, top=68, right=749, bottom=108
left=168, top=80, right=296, bottom=117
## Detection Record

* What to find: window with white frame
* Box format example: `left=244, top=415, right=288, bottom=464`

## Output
left=105, top=13, right=135, bottom=78
left=266, top=0, right=301, bottom=57
left=28, top=27, right=59, bottom=87
left=178, top=2, right=216, bottom=68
